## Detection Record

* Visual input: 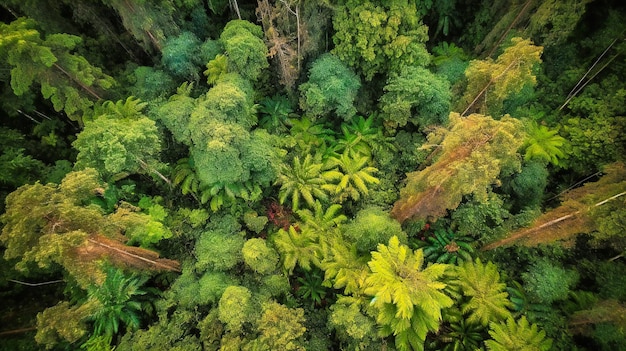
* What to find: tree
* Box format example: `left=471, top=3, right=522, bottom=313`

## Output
left=299, top=53, right=361, bottom=121
left=218, top=285, right=254, bottom=332
left=522, top=120, right=567, bottom=166
left=379, top=66, right=451, bottom=130
left=453, top=259, right=513, bottom=326
left=364, top=236, right=453, bottom=351
left=458, top=37, right=543, bottom=116
left=485, top=316, right=552, bottom=351
left=73, top=97, right=164, bottom=181
left=322, top=152, right=380, bottom=203
left=101, top=0, right=178, bottom=52
left=0, top=18, right=115, bottom=123
left=273, top=225, right=321, bottom=274
left=332, top=0, right=430, bottom=80
left=0, top=169, right=180, bottom=289
left=277, top=154, right=332, bottom=211
left=251, top=301, right=306, bottom=351
left=87, top=266, right=151, bottom=338
left=521, top=259, right=578, bottom=305
left=482, top=162, right=626, bottom=250
left=342, top=207, right=406, bottom=254
left=220, top=20, right=269, bottom=82
left=242, top=238, right=279, bottom=275
left=391, top=113, right=525, bottom=224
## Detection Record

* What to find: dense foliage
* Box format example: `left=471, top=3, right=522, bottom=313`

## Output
left=1, top=1, right=626, bottom=350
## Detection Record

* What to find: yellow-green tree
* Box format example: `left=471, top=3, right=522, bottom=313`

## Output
left=391, top=112, right=525, bottom=224
left=0, top=18, right=114, bottom=123
left=364, top=236, right=453, bottom=351
left=458, top=37, right=542, bottom=116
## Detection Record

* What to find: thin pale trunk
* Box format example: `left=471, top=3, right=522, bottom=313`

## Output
left=559, top=50, right=621, bottom=110
left=8, top=279, right=64, bottom=286
left=486, top=0, right=534, bottom=58
left=482, top=191, right=626, bottom=250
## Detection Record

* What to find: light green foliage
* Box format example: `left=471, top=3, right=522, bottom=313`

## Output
left=242, top=238, right=279, bottom=275
left=35, top=300, right=98, bottom=349
left=321, top=237, right=369, bottom=295
left=87, top=266, right=150, bottom=338
left=220, top=20, right=268, bottom=82
left=322, top=152, right=380, bottom=203
left=522, top=259, right=578, bottom=305
left=218, top=285, right=254, bottom=332
left=0, top=18, right=114, bottom=122
left=109, top=202, right=172, bottom=248
left=0, top=169, right=104, bottom=280
left=273, top=225, right=321, bottom=273
left=328, top=298, right=377, bottom=350
left=253, top=301, right=306, bottom=351
left=343, top=207, right=406, bottom=254
left=170, top=269, right=235, bottom=308
left=115, top=307, right=201, bottom=351
left=299, top=53, right=361, bottom=121
left=459, top=37, right=543, bottom=116
left=332, top=0, right=430, bottom=80
left=296, top=201, right=347, bottom=232
left=522, top=120, right=567, bottom=166
left=335, top=114, right=395, bottom=159
left=204, top=54, right=228, bottom=84
left=392, top=113, right=525, bottom=223
left=379, top=66, right=451, bottom=130
left=454, top=259, right=513, bottom=326
left=156, top=82, right=196, bottom=144
left=195, top=229, right=245, bottom=272
left=277, top=154, right=331, bottom=211
left=365, top=236, right=453, bottom=351
left=243, top=211, right=268, bottom=234
left=485, top=316, right=552, bottom=351
left=74, top=97, right=162, bottom=180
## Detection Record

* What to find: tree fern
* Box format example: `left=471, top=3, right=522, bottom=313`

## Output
left=412, top=228, right=474, bottom=264
left=296, top=200, right=347, bottom=232
left=485, top=316, right=552, bottom=351
left=273, top=225, right=321, bottom=273
left=523, top=120, right=567, bottom=166
left=364, top=236, right=453, bottom=351
left=322, top=152, right=380, bottom=203
left=453, top=258, right=513, bottom=326
left=87, top=266, right=152, bottom=338
left=277, top=154, right=331, bottom=211
left=204, top=54, right=228, bottom=85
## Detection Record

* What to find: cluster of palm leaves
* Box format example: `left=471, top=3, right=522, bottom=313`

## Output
left=172, top=156, right=261, bottom=211
left=276, top=115, right=389, bottom=211
left=411, top=228, right=475, bottom=264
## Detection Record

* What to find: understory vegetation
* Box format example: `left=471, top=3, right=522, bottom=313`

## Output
left=1, top=1, right=625, bottom=350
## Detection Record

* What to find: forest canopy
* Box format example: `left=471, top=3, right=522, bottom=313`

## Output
left=1, top=1, right=625, bottom=351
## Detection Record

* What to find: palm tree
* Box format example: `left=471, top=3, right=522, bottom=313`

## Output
left=322, top=152, right=380, bottom=202
left=87, top=266, right=153, bottom=338
left=277, top=154, right=332, bottom=211
left=485, top=316, right=552, bottom=351
left=453, top=258, right=513, bottom=326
